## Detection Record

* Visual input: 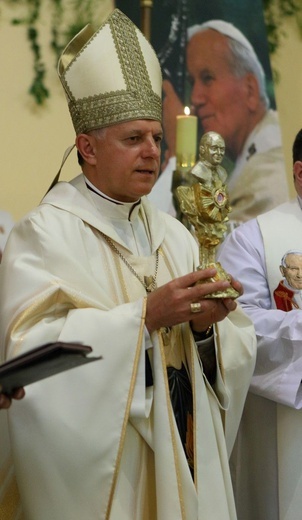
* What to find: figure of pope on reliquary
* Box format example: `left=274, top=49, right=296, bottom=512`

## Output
left=176, top=130, right=238, bottom=298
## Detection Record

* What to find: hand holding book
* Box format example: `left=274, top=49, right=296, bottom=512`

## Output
left=0, top=342, right=102, bottom=398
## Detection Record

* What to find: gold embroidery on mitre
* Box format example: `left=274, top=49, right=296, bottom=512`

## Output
left=58, top=9, right=162, bottom=135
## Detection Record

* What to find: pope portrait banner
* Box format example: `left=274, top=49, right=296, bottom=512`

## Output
left=115, top=0, right=289, bottom=226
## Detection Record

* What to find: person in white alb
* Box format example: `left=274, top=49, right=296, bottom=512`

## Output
left=218, top=128, right=302, bottom=520
left=0, top=9, right=256, bottom=519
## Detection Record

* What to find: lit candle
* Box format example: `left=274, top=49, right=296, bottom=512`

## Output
left=176, top=107, right=198, bottom=168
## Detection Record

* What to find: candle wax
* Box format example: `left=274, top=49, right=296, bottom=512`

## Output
left=176, top=114, right=198, bottom=168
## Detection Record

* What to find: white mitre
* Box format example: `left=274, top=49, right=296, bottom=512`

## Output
left=57, top=8, right=162, bottom=135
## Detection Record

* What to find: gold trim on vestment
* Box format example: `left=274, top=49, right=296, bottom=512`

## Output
left=105, top=296, right=148, bottom=519
left=0, top=457, right=21, bottom=520
left=0, top=455, right=11, bottom=489
left=158, top=245, right=197, bottom=501
left=214, top=324, right=224, bottom=382
left=213, top=324, right=226, bottom=431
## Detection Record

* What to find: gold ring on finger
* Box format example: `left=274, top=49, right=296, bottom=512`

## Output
left=190, top=302, right=201, bottom=313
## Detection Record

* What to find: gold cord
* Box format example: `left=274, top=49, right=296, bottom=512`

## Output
left=100, top=232, right=159, bottom=293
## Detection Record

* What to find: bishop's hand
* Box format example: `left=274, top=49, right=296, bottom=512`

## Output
left=145, top=267, right=240, bottom=335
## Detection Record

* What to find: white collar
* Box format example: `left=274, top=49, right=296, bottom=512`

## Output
left=84, top=176, right=141, bottom=222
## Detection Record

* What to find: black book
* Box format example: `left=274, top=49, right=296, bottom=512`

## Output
left=0, top=342, right=102, bottom=395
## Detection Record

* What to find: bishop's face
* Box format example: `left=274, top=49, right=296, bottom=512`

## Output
left=84, top=119, right=163, bottom=202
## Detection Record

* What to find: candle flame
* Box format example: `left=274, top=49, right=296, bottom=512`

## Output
left=184, top=106, right=190, bottom=116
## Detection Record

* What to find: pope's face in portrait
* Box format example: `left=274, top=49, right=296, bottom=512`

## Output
left=280, top=253, right=302, bottom=290
left=186, top=29, right=255, bottom=160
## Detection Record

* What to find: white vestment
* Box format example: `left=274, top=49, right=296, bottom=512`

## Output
left=0, top=174, right=256, bottom=520
left=218, top=198, right=302, bottom=520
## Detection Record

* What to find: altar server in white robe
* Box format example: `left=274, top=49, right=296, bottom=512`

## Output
left=0, top=9, right=256, bottom=520
left=218, top=128, right=302, bottom=520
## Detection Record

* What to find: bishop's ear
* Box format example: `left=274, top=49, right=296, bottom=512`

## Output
left=293, top=160, right=302, bottom=197
left=76, top=134, right=97, bottom=165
